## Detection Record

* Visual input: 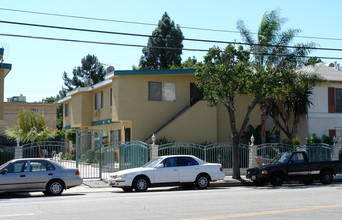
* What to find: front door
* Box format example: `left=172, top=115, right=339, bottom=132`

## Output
left=0, top=160, right=28, bottom=192
left=154, top=157, right=179, bottom=183
left=190, top=83, right=203, bottom=106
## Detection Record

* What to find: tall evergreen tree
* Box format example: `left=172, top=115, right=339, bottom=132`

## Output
left=62, top=54, right=106, bottom=92
left=139, top=12, right=184, bottom=69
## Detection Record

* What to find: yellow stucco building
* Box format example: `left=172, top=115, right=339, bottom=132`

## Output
left=58, top=69, right=260, bottom=144
left=0, top=48, right=12, bottom=122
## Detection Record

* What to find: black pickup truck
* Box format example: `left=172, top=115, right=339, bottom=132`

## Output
left=246, top=151, right=342, bottom=186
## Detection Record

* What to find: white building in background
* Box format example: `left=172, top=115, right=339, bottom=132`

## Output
left=304, top=62, right=342, bottom=141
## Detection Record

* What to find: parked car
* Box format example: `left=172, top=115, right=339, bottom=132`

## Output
left=0, top=158, right=82, bottom=195
left=246, top=151, right=342, bottom=186
left=108, top=155, right=225, bottom=192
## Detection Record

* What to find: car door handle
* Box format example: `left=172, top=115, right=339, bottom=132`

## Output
left=173, top=169, right=178, bottom=171
left=48, top=173, right=54, bottom=176
left=20, top=175, right=26, bottom=177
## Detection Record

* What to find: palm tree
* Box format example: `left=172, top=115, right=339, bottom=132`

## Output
left=237, top=9, right=317, bottom=142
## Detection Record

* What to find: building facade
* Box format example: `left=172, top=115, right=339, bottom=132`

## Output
left=59, top=69, right=260, bottom=144
left=0, top=48, right=12, bottom=122
left=304, top=62, right=342, bottom=141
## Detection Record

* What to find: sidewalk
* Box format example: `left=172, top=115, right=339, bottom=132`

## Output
left=66, top=174, right=342, bottom=194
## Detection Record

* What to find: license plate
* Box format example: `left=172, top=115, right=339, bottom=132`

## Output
left=252, top=176, right=256, bottom=180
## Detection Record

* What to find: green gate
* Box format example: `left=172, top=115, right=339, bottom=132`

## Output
left=119, top=141, right=150, bottom=171
left=0, top=145, right=14, bottom=165
left=76, top=129, right=102, bottom=179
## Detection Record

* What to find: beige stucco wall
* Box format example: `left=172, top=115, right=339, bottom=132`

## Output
left=0, top=70, right=4, bottom=122
left=0, top=102, right=59, bottom=135
left=156, top=100, right=217, bottom=143
left=112, top=74, right=197, bottom=141
left=217, top=95, right=260, bottom=142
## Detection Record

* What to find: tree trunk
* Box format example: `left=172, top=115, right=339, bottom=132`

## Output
left=232, top=135, right=241, bottom=179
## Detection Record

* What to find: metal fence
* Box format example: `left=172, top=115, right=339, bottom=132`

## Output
left=158, top=142, right=250, bottom=168
left=0, top=145, right=14, bottom=165
left=13, top=139, right=336, bottom=179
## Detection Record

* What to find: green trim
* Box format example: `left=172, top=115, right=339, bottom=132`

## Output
left=0, top=63, right=12, bottom=70
left=91, top=119, right=119, bottom=126
left=63, top=125, right=72, bottom=129
left=115, top=69, right=196, bottom=76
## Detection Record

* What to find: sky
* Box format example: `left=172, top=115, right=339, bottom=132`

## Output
left=1, top=0, right=342, bottom=102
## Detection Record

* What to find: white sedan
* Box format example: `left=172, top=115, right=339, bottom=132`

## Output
left=108, top=155, right=225, bottom=192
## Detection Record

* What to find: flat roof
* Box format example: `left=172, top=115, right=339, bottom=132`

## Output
left=113, top=68, right=196, bottom=76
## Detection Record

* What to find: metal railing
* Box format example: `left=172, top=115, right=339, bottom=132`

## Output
left=0, top=145, right=14, bottom=165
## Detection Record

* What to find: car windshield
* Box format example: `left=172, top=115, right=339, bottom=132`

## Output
left=271, top=152, right=291, bottom=164
left=0, top=161, right=10, bottom=170
left=143, top=157, right=164, bottom=168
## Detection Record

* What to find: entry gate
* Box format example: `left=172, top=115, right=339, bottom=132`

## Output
left=0, top=145, right=14, bottom=165
left=101, top=141, right=150, bottom=179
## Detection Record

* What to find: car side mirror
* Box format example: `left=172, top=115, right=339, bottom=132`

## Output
left=0, top=169, right=8, bottom=174
left=156, top=164, right=164, bottom=168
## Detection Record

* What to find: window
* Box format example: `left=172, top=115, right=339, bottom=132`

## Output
left=64, top=103, right=69, bottom=117
left=111, top=130, right=121, bottom=143
left=29, top=161, right=55, bottom=172
left=148, top=82, right=176, bottom=102
left=110, top=88, right=113, bottom=106
left=162, top=158, right=177, bottom=167
left=328, top=87, right=342, bottom=113
left=177, top=157, right=199, bottom=166
left=336, top=88, right=342, bottom=113
left=6, top=161, right=27, bottom=173
left=95, top=91, right=103, bottom=110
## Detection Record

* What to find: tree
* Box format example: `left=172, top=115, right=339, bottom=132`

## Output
left=269, top=71, right=325, bottom=140
left=237, top=10, right=316, bottom=142
left=139, top=12, right=184, bottom=69
left=62, top=54, right=106, bottom=92
left=41, top=96, right=63, bottom=130
left=5, top=109, right=54, bottom=143
left=195, top=45, right=272, bottom=179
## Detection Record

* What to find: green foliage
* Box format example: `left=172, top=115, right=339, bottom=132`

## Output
left=306, top=133, right=333, bottom=145
left=306, top=133, right=322, bottom=144
left=5, top=109, right=54, bottom=143
left=155, top=136, right=174, bottom=145
left=282, top=137, right=300, bottom=146
left=139, top=12, right=184, bottom=69
left=80, top=149, right=99, bottom=164
left=63, top=152, right=75, bottom=160
left=62, top=54, right=106, bottom=92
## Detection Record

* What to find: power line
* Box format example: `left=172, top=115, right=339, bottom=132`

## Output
left=1, top=20, right=342, bottom=53
left=1, top=32, right=342, bottom=60
left=1, top=7, right=342, bottom=42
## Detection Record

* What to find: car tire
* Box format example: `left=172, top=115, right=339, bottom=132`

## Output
left=46, top=180, right=64, bottom=196
left=133, top=176, right=149, bottom=192
left=270, top=172, right=284, bottom=186
left=122, top=187, right=133, bottom=192
left=320, top=170, right=333, bottom=184
left=195, top=174, right=210, bottom=189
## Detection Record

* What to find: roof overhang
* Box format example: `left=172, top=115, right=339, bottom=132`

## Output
left=0, top=63, right=12, bottom=77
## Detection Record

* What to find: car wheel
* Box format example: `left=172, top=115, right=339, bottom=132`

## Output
left=46, top=180, right=64, bottom=196
left=122, top=187, right=133, bottom=192
left=195, top=174, right=210, bottom=189
left=320, top=170, right=333, bottom=184
left=133, top=176, right=149, bottom=192
left=270, top=172, right=283, bottom=186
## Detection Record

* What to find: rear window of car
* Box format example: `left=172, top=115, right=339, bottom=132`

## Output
left=178, top=157, right=199, bottom=166
left=30, top=161, right=55, bottom=172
